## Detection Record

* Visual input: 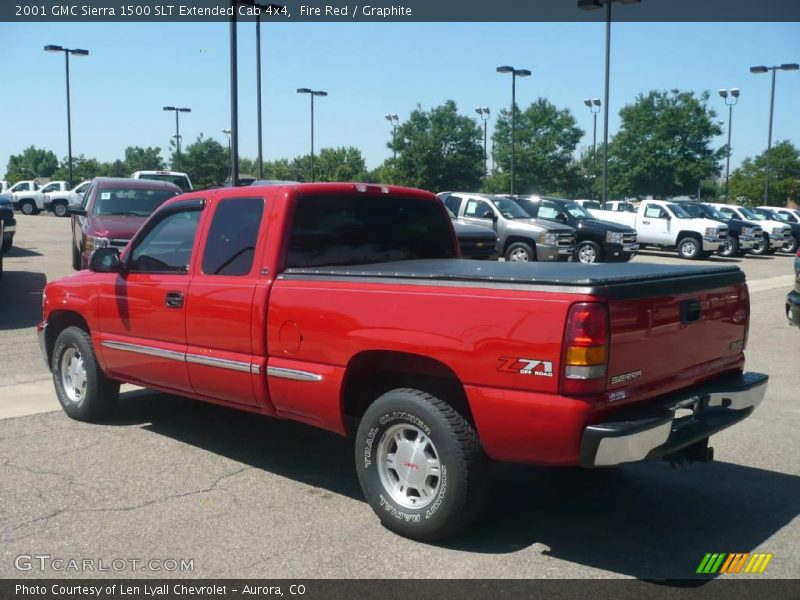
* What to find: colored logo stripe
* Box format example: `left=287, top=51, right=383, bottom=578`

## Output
left=697, top=553, right=726, bottom=574
left=697, top=552, right=773, bottom=574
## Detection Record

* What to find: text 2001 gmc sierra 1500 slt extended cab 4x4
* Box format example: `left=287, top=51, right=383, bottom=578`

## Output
left=38, top=183, right=768, bottom=541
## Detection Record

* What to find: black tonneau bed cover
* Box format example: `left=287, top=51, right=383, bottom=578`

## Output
left=281, top=260, right=744, bottom=299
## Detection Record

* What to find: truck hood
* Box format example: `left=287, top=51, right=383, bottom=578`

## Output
left=576, top=219, right=635, bottom=235
left=87, top=215, right=148, bottom=239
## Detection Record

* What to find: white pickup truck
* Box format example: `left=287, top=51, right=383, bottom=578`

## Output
left=10, top=180, right=69, bottom=215
left=590, top=199, right=728, bottom=259
left=44, top=180, right=92, bottom=217
left=707, top=203, right=792, bottom=255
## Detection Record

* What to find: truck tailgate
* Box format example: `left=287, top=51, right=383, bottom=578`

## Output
left=605, top=273, right=748, bottom=405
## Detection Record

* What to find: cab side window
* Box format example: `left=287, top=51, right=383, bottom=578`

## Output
left=465, top=199, right=493, bottom=219
left=644, top=205, right=666, bottom=219
left=129, top=208, right=202, bottom=273
left=538, top=202, right=559, bottom=220
left=201, top=197, right=264, bottom=276
left=444, top=195, right=463, bottom=215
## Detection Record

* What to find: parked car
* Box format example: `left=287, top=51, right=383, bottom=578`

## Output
left=512, top=196, right=638, bottom=264
left=39, top=182, right=767, bottom=541
left=45, top=180, right=91, bottom=217
left=753, top=206, right=800, bottom=254
left=131, top=170, right=193, bottom=192
left=439, top=192, right=576, bottom=262
left=707, top=203, right=791, bottom=256
left=787, top=248, right=800, bottom=328
left=591, top=199, right=728, bottom=259
left=765, top=206, right=800, bottom=224
left=5, top=180, right=40, bottom=212
left=675, top=202, right=762, bottom=257
left=445, top=206, right=498, bottom=260
left=0, top=193, right=15, bottom=252
left=13, top=180, right=69, bottom=215
left=69, top=178, right=181, bottom=270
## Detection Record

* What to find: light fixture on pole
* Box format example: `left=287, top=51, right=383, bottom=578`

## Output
left=583, top=98, right=601, bottom=198
left=718, top=88, right=740, bottom=202
left=385, top=113, right=399, bottom=160
left=578, top=0, right=641, bottom=208
left=163, top=106, right=191, bottom=169
left=297, top=88, right=328, bottom=182
left=475, top=107, right=490, bottom=175
left=750, top=63, right=798, bottom=204
left=44, top=45, right=89, bottom=189
left=496, top=66, right=531, bottom=194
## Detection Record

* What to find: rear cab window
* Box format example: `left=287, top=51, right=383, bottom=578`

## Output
left=286, top=194, right=455, bottom=267
left=202, top=197, right=265, bottom=276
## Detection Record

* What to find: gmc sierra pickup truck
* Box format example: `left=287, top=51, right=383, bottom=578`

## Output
left=39, top=183, right=768, bottom=541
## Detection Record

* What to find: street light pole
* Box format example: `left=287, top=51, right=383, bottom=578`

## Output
left=750, top=63, right=799, bottom=204
left=297, top=88, right=327, bottom=182
left=44, top=45, right=89, bottom=189
left=497, top=66, right=531, bottom=194
left=578, top=0, right=641, bottom=208
left=385, top=113, right=399, bottom=159
left=584, top=98, right=601, bottom=198
left=162, top=107, right=191, bottom=169
left=718, top=88, right=740, bottom=201
left=475, top=107, right=490, bottom=175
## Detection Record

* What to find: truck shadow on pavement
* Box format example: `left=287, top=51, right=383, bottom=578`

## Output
left=0, top=270, right=47, bottom=330
left=110, top=390, right=800, bottom=581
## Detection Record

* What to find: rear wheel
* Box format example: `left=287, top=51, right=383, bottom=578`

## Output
left=53, top=202, right=69, bottom=218
left=717, top=236, right=739, bottom=257
left=20, top=200, right=38, bottom=215
left=355, top=388, right=486, bottom=541
left=505, top=241, right=535, bottom=262
left=677, top=236, right=701, bottom=260
left=576, top=241, right=603, bottom=264
left=783, top=236, right=799, bottom=254
left=52, top=326, right=119, bottom=421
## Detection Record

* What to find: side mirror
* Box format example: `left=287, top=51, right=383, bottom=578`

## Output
left=89, top=248, right=122, bottom=273
left=69, top=207, right=86, bottom=216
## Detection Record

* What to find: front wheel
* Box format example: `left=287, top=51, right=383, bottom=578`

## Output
left=505, top=241, right=535, bottom=262
left=576, top=241, right=603, bottom=264
left=677, top=236, right=701, bottom=260
left=355, top=388, right=486, bottom=541
left=52, top=326, right=119, bottom=421
left=783, top=236, right=799, bottom=254
left=751, top=234, right=769, bottom=256
left=717, top=236, right=739, bottom=257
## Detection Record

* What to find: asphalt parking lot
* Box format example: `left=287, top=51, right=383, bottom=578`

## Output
left=0, top=213, right=798, bottom=580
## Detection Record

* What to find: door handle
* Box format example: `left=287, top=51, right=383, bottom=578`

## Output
left=642, top=220, right=650, bottom=225
left=165, top=291, right=184, bottom=308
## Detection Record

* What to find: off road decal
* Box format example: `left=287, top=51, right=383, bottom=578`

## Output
left=497, top=357, right=553, bottom=377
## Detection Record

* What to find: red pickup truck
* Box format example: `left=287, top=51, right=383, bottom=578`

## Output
left=39, top=183, right=767, bottom=540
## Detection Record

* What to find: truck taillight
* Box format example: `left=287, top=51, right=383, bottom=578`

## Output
left=742, top=283, right=750, bottom=351
left=561, top=302, right=609, bottom=395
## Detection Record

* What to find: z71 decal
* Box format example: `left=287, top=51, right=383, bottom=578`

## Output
left=497, top=357, right=554, bottom=377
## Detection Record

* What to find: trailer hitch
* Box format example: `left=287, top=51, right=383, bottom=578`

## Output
left=664, top=438, right=714, bottom=468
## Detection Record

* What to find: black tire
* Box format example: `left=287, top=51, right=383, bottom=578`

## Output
left=505, top=241, right=535, bottom=262
left=677, top=236, right=701, bottom=260
left=53, top=202, right=69, bottom=218
left=72, top=243, right=81, bottom=271
left=1, top=237, right=10, bottom=252
left=20, top=200, right=38, bottom=215
left=355, top=388, right=487, bottom=541
left=52, top=326, right=119, bottom=422
left=717, top=236, right=739, bottom=257
left=576, top=240, right=603, bottom=264
left=751, top=233, right=769, bottom=256
left=783, top=236, right=799, bottom=254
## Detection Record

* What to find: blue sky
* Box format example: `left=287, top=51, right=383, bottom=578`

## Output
left=1, top=21, right=798, bottom=178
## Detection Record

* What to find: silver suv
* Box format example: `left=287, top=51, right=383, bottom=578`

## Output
left=440, top=192, right=577, bottom=262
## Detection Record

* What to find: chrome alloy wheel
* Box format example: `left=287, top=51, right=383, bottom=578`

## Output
left=508, top=247, right=530, bottom=262
left=578, top=244, right=598, bottom=263
left=60, top=347, right=87, bottom=404
left=376, top=423, right=442, bottom=509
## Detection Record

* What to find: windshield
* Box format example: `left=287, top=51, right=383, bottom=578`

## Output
left=564, top=202, right=593, bottom=220
left=490, top=197, right=531, bottom=220
left=700, top=204, right=724, bottom=219
left=680, top=203, right=704, bottom=218
left=738, top=207, right=764, bottom=221
left=666, top=203, right=691, bottom=218
left=138, top=173, right=191, bottom=192
left=92, top=188, right=179, bottom=217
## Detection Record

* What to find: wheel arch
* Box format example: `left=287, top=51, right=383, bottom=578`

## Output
left=677, top=230, right=702, bottom=243
left=502, top=235, right=536, bottom=254
left=45, top=311, right=91, bottom=369
left=341, top=350, right=474, bottom=437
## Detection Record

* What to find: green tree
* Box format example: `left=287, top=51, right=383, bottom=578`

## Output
left=312, top=147, right=368, bottom=182
left=728, top=141, right=800, bottom=206
left=608, top=90, right=722, bottom=198
left=389, top=100, right=484, bottom=192
left=180, top=135, right=228, bottom=189
left=486, top=98, right=584, bottom=196
left=5, top=146, right=59, bottom=182
left=52, top=155, right=102, bottom=182
left=124, top=146, right=165, bottom=173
